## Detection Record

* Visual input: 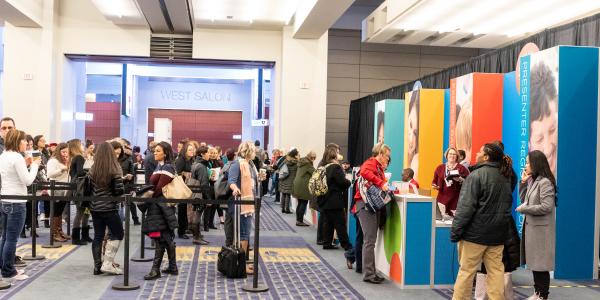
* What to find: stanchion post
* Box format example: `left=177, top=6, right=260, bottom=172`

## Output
left=42, top=180, right=61, bottom=249
left=242, top=187, right=269, bottom=293
left=25, top=183, right=46, bottom=261
left=131, top=208, right=152, bottom=262
left=66, top=197, right=71, bottom=236
left=112, top=195, right=140, bottom=291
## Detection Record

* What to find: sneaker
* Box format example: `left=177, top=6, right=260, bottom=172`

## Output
left=6, top=274, right=29, bottom=282
left=14, top=256, right=26, bottom=267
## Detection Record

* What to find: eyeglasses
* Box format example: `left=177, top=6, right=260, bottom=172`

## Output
left=0, top=126, right=14, bottom=130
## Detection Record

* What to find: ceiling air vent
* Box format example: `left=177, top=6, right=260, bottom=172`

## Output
left=150, top=34, right=193, bottom=60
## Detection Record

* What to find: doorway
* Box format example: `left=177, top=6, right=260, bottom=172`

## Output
left=148, top=108, right=242, bottom=150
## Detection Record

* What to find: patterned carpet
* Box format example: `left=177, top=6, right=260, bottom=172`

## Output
left=0, top=240, right=79, bottom=299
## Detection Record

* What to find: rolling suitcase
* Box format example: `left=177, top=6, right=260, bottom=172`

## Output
left=217, top=197, right=247, bottom=278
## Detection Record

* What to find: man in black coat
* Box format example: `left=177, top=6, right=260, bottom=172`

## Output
left=451, top=143, right=513, bottom=300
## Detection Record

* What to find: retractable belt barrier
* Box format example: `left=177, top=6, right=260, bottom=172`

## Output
left=1, top=179, right=268, bottom=293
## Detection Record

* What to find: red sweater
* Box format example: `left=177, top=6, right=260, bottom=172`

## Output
left=352, top=157, right=386, bottom=212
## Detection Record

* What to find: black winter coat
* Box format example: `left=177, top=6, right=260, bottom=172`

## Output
left=451, top=162, right=512, bottom=245
left=91, top=175, right=124, bottom=212
left=139, top=202, right=178, bottom=234
left=317, top=163, right=351, bottom=210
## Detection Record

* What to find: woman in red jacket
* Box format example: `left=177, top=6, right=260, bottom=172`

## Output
left=432, top=147, right=469, bottom=219
left=353, top=143, right=391, bottom=284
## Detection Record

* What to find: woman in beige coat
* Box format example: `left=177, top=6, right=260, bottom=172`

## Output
left=516, top=150, right=557, bottom=300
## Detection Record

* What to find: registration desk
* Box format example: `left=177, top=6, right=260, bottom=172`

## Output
left=374, top=194, right=458, bottom=288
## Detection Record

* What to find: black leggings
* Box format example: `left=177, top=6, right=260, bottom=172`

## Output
left=533, top=271, right=550, bottom=298
left=44, top=201, right=66, bottom=217
left=322, top=209, right=351, bottom=250
left=91, top=211, right=124, bottom=248
left=296, top=199, right=308, bottom=222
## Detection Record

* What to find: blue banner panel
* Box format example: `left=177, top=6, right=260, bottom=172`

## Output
left=502, top=72, right=524, bottom=235
left=404, top=202, right=432, bottom=285
left=555, top=46, right=599, bottom=279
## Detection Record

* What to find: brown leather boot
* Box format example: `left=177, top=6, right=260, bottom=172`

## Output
left=52, top=217, right=67, bottom=242
left=56, top=217, right=71, bottom=240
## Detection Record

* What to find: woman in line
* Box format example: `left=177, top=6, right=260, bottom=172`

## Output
left=292, top=151, right=316, bottom=227
left=353, top=143, right=390, bottom=284
left=189, top=145, right=213, bottom=246
left=317, top=143, right=352, bottom=251
left=174, top=141, right=196, bottom=239
left=112, top=141, right=138, bottom=225
left=140, top=142, right=178, bottom=280
left=206, top=147, right=225, bottom=226
left=228, top=141, right=265, bottom=275
left=88, top=142, right=125, bottom=275
left=0, top=130, right=40, bottom=281
left=516, top=150, right=557, bottom=300
left=46, top=143, right=71, bottom=242
left=69, top=139, right=92, bottom=245
left=279, top=149, right=299, bottom=214
left=432, top=148, right=470, bottom=219
left=83, top=139, right=95, bottom=170
left=195, top=146, right=216, bottom=232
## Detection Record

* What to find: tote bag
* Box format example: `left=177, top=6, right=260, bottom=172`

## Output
left=162, top=175, right=192, bottom=200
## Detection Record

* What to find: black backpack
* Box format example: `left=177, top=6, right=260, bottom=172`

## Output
left=73, top=173, right=93, bottom=208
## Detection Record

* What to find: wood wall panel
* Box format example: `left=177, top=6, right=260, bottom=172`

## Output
left=147, top=109, right=242, bottom=151
left=85, top=102, right=120, bottom=144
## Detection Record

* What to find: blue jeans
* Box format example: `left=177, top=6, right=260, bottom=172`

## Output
left=240, top=215, right=253, bottom=241
left=0, top=202, right=26, bottom=278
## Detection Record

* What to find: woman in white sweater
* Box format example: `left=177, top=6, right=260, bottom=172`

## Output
left=0, top=129, right=40, bottom=281
left=46, top=143, right=71, bottom=242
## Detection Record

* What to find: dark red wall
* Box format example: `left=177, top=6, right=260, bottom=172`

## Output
left=85, top=102, right=121, bottom=144
left=147, top=109, right=243, bottom=150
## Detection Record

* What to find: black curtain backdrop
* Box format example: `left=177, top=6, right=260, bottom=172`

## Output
left=347, top=12, right=600, bottom=166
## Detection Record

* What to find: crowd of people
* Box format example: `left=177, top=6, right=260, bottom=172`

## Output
left=0, top=115, right=557, bottom=300
left=343, top=140, right=556, bottom=300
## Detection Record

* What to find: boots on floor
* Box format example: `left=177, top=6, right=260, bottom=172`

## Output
left=504, top=272, right=514, bottom=300
left=474, top=272, right=488, bottom=300
left=161, top=244, right=178, bottom=275
left=52, top=217, right=67, bottom=242
left=57, top=217, right=71, bottom=240
left=71, top=228, right=87, bottom=245
left=92, top=244, right=103, bottom=275
left=101, top=240, right=123, bottom=275
left=81, top=226, right=93, bottom=243
left=191, top=226, right=209, bottom=245
left=145, top=242, right=165, bottom=280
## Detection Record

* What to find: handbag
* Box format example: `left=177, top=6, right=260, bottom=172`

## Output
left=357, top=175, right=392, bottom=213
left=217, top=197, right=247, bottom=278
left=278, top=163, right=289, bottom=180
left=214, top=170, right=230, bottom=198
left=162, top=175, right=192, bottom=200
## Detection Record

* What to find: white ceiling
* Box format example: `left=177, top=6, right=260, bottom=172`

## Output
left=363, top=0, right=600, bottom=48
left=191, top=0, right=299, bottom=27
left=88, top=0, right=600, bottom=49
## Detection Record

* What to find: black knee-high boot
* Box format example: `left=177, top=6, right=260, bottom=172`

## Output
left=161, top=243, right=178, bottom=275
left=92, top=243, right=103, bottom=275
left=144, top=240, right=165, bottom=280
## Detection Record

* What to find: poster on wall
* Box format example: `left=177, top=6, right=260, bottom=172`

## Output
left=373, top=99, right=405, bottom=181
left=515, top=46, right=599, bottom=280
left=451, top=74, right=473, bottom=162
left=526, top=48, right=559, bottom=178
left=450, top=73, right=503, bottom=165
left=404, top=91, right=419, bottom=180
left=374, top=101, right=386, bottom=144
